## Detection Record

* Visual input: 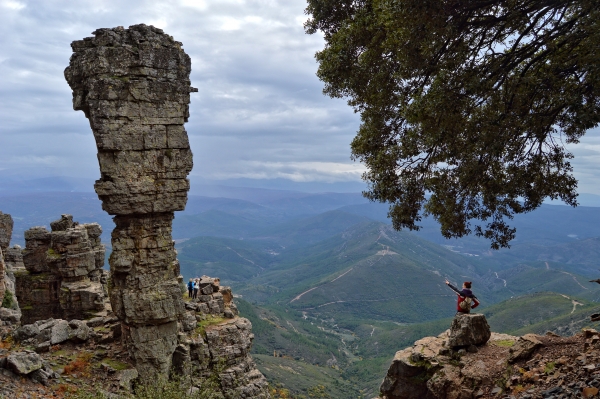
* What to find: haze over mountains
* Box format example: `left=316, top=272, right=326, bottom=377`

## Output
left=2, top=179, right=600, bottom=396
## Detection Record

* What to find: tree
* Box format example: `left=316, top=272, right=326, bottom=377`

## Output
left=305, top=0, right=600, bottom=248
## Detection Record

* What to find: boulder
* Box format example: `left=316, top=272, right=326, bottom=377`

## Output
left=7, top=351, right=43, bottom=375
left=15, top=323, right=40, bottom=341
left=68, top=319, right=91, bottom=342
left=508, top=334, right=544, bottom=363
left=448, top=313, right=491, bottom=348
left=0, top=308, right=21, bottom=324
left=117, top=369, right=139, bottom=391
left=380, top=335, right=445, bottom=399
left=0, top=211, right=14, bottom=252
left=49, top=320, right=71, bottom=345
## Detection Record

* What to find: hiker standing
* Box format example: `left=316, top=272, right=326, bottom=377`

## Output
left=193, top=278, right=199, bottom=299
left=187, top=278, right=194, bottom=298
left=445, top=279, right=480, bottom=314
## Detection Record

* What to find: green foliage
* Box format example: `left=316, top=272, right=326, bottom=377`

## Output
left=492, top=340, right=515, bottom=348
left=483, top=291, right=600, bottom=336
left=1, top=290, right=14, bottom=309
left=305, top=0, right=600, bottom=249
left=544, top=362, right=556, bottom=374
left=308, top=385, right=330, bottom=398
left=68, top=369, right=224, bottom=399
left=254, top=355, right=357, bottom=399
left=194, top=315, right=225, bottom=338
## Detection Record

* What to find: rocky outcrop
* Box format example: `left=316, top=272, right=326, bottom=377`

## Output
left=0, top=212, right=13, bottom=252
left=15, top=214, right=108, bottom=324
left=0, top=212, right=14, bottom=304
left=380, top=328, right=517, bottom=399
left=448, top=313, right=491, bottom=348
left=65, top=25, right=193, bottom=379
left=64, top=24, right=194, bottom=216
left=64, top=23, right=269, bottom=393
left=176, top=275, right=269, bottom=397
left=379, top=321, right=600, bottom=399
left=0, top=212, right=20, bottom=325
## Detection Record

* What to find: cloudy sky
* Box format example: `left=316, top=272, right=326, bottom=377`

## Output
left=1, top=0, right=599, bottom=195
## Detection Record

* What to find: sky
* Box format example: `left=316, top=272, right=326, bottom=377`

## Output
left=1, top=0, right=599, bottom=195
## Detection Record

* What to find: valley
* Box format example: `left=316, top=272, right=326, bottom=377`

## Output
left=2, top=188, right=600, bottom=398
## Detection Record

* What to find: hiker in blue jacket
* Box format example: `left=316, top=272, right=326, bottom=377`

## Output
left=187, top=279, right=193, bottom=298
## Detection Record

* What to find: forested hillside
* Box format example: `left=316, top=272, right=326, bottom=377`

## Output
left=2, top=188, right=600, bottom=397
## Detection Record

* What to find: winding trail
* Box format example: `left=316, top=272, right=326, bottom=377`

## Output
left=494, top=272, right=507, bottom=287
left=290, top=287, right=319, bottom=303
left=331, top=268, right=354, bottom=283
left=561, top=271, right=588, bottom=290
left=571, top=300, right=583, bottom=314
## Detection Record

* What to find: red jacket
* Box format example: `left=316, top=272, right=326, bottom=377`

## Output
left=456, top=294, right=480, bottom=312
left=447, top=283, right=480, bottom=312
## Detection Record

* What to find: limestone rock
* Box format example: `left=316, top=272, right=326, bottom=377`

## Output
left=508, top=333, right=544, bottom=363
left=65, top=24, right=195, bottom=380
left=4, top=245, right=25, bottom=311
left=0, top=212, right=14, bottom=309
left=447, top=313, right=491, bottom=348
left=0, top=308, right=21, bottom=324
left=64, top=24, right=194, bottom=216
left=14, top=318, right=93, bottom=347
left=7, top=351, right=43, bottom=375
left=22, top=226, right=51, bottom=273
left=380, top=334, right=445, bottom=399
left=16, top=215, right=108, bottom=324
left=0, top=211, right=13, bottom=252
left=65, top=24, right=269, bottom=393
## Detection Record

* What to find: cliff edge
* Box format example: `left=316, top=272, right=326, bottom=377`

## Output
left=380, top=315, right=600, bottom=399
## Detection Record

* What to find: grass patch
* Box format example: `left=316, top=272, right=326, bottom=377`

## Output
left=492, top=340, right=515, bottom=347
left=100, top=358, right=130, bottom=371
left=194, top=316, right=226, bottom=338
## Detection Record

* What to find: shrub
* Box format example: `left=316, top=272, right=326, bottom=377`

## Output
left=1, top=290, right=14, bottom=309
left=64, top=352, right=94, bottom=377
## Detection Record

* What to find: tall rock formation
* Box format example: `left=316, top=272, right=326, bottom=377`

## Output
left=15, top=215, right=108, bottom=324
left=0, top=211, right=14, bottom=304
left=65, top=24, right=270, bottom=395
left=0, top=211, right=21, bottom=325
left=64, top=24, right=195, bottom=379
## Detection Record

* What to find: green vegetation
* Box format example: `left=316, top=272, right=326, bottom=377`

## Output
left=99, top=358, right=130, bottom=371
left=492, top=340, right=515, bottom=348
left=255, top=355, right=356, bottom=398
left=305, top=0, right=599, bottom=248
left=178, top=213, right=600, bottom=397
left=194, top=315, right=225, bottom=339
left=1, top=290, right=14, bottom=308
left=68, top=376, right=222, bottom=399
left=484, top=292, right=599, bottom=335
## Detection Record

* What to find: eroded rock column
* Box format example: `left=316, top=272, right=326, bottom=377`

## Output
left=0, top=211, right=14, bottom=303
left=16, top=215, right=108, bottom=324
left=65, top=24, right=194, bottom=379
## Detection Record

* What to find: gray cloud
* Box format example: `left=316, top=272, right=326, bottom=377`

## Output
left=1, top=0, right=598, bottom=193
left=0, top=0, right=361, bottom=184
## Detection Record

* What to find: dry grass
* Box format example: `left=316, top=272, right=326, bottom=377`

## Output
left=0, top=336, right=13, bottom=350
left=64, top=352, right=94, bottom=377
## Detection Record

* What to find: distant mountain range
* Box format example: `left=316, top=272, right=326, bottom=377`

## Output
left=3, top=184, right=600, bottom=397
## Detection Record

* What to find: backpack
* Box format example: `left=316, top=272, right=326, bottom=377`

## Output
left=188, top=281, right=193, bottom=289
left=459, top=296, right=472, bottom=311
